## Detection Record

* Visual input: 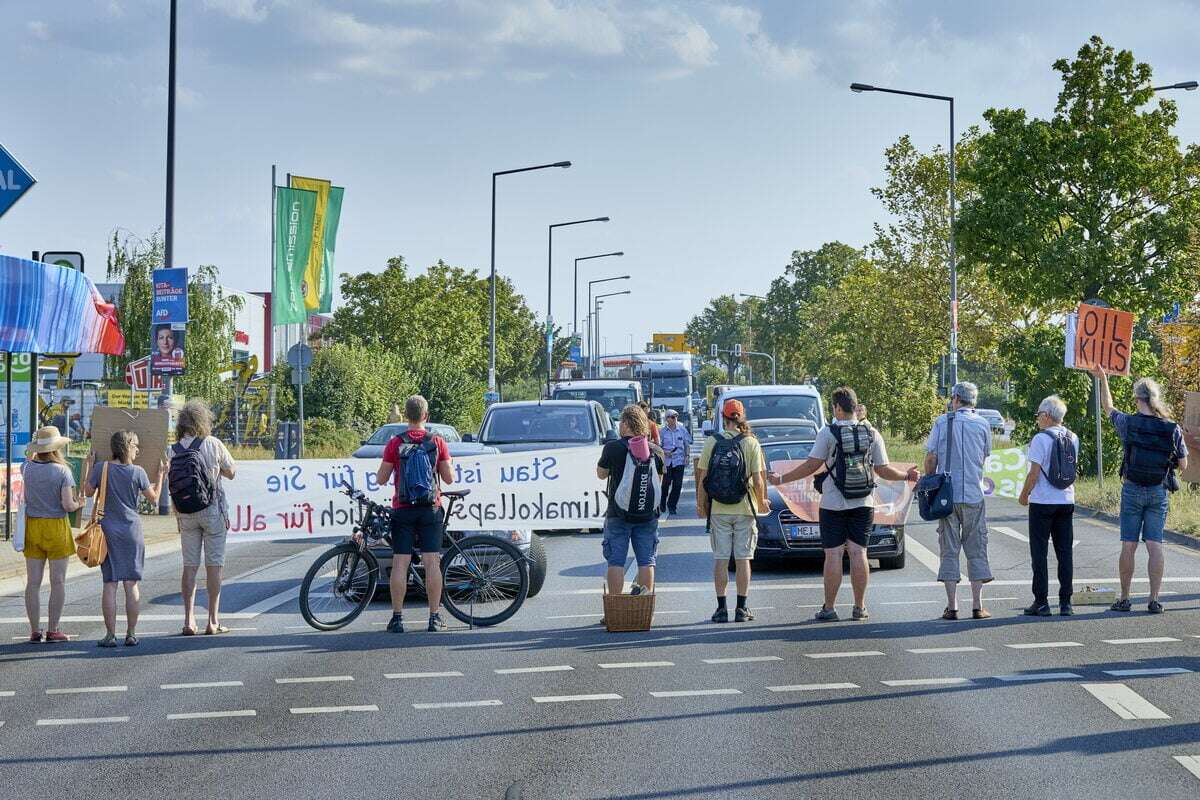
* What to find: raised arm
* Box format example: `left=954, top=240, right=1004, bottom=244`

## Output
left=1090, top=366, right=1115, bottom=416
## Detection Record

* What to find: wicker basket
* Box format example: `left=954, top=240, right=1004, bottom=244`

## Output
left=603, top=587, right=656, bottom=632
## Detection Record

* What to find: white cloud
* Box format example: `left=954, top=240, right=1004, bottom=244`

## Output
left=202, top=0, right=274, bottom=23
left=488, top=0, right=625, bottom=56
left=27, top=20, right=50, bottom=41
left=714, top=4, right=814, bottom=78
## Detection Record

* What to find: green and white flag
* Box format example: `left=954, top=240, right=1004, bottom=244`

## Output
left=273, top=186, right=318, bottom=325
left=319, top=186, right=343, bottom=314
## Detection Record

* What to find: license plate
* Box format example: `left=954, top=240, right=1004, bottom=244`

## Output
left=787, top=525, right=819, bottom=541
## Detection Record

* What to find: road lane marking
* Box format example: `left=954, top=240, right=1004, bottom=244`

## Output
left=1103, top=668, right=1192, bottom=677
left=881, top=678, right=973, bottom=687
left=533, top=693, right=622, bottom=703
left=904, top=536, right=961, bottom=579
left=649, top=689, right=742, bottom=698
left=45, top=686, right=128, bottom=695
left=880, top=600, right=943, bottom=606
left=167, top=710, right=257, bottom=720
left=0, top=691, right=13, bottom=697
left=37, top=716, right=130, bottom=726
left=1174, top=756, right=1200, bottom=781
left=546, top=613, right=604, bottom=619
left=1004, top=641, right=1084, bottom=650
left=993, top=526, right=1029, bottom=543
left=598, top=661, right=674, bottom=669
left=1102, top=637, right=1181, bottom=645
left=275, top=676, right=354, bottom=684
left=767, top=683, right=858, bottom=692
left=995, top=672, right=1082, bottom=682
left=161, top=681, right=244, bottom=690
left=1081, top=683, right=1170, bottom=720
left=702, top=656, right=783, bottom=664
left=385, top=671, right=463, bottom=679
left=495, top=665, right=574, bottom=674
left=804, top=651, right=885, bottom=659
left=413, top=700, right=503, bottom=709
left=289, top=705, right=378, bottom=715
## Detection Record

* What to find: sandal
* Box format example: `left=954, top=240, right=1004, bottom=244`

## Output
left=29, top=630, right=43, bottom=643
left=180, top=626, right=197, bottom=636
left=204, top=625, right=230, bottom=635
left=124, top=634, right=139, bottom=647
left=941, top=608, right=959, bottom=620
left=972, top=608, right=992, bottom=620
left=97, top=633, right=117, bottom=648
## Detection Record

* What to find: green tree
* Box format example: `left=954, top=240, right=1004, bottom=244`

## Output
left=685, top=295, right=749, bottom=381
left=302, top=342, right=416, bottom=435
left=957, top=36, right=1200, bottom=317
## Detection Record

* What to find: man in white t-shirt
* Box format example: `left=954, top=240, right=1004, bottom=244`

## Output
left=1017, top=394, right=1080, bottom=617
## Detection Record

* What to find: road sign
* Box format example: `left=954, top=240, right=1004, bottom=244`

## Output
left=0, top=143, right=35, bottom=219
left=125, top=356, right=165, bottom=392
left=40, top=252, right=84, bottom=273
left=287, top=343, right=314, bottom=370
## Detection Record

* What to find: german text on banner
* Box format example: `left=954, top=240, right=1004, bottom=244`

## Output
left=0, top=254, right=124, bottom=354
left=288, top=175, right=331, bottom=313
left=222, top=447, right=608, bottom=541
left=319, top=186, right=343, bottom=314
left=272, top=186, right=317, bottom=325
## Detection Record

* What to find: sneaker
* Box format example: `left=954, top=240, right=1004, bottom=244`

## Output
left=734, top=606, right=755, bottom=622
left=386, top=614, right=404, bottom=633
left=28, top=630, right=43, bottom=643
left=851, top=606, right=869, bottom=621
left=1147, top=600, right=1165, bottom=614
left=44, top=630, right=69, bottom=643
left=1023, top=603, right=1052, bottom=617
left=427, top=613, right=448, bottom=632
left=972, top=608, right=992, bottom=620
left=629, top=583, right=644, bottom=596
left=711, top=607, right=729, bottom=624
left=1059, top=604, right=1074, bottom=616
left=1110, top=598, right=1132, bottom=613
left=814, top=606, right=839, bottom=622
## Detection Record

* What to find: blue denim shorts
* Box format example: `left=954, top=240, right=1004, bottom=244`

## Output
left=602, top=516, right=660, bottom=568
left=1119, top=482, right=1168, bottom=543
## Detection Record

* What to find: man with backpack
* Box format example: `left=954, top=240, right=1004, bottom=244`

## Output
left=1017, top=395, right=1080, bottom=617
left=696, top=399, right=767, bottom=623
left=769, top=387, right=918, bottom=621
left=377, top=395, right=454, bottom=633
left=597, top=405, right=665, bottom=597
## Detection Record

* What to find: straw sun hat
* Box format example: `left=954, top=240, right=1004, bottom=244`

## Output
left=26, top=425, right=71, bottom=455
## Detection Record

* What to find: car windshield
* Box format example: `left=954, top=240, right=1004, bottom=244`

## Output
left=761, top=441, right=816, bottom=464
left=753, top=424, right=818, bottom=441
left=552, top=388, right=636, bottom=415
left=644, top=375, right=689, bottom=397
left=737, top=395, right=820, bottom=424
left=482, top=406, right=595, bottom=443
left=365, top=423, right=457, bottom=445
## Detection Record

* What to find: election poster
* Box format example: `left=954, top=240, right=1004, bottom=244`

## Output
left=151, top=267, right=188, bottom=324
left=1070, top=303, right=1134, bottom=376
left=150, top=323, right=186, bottom=376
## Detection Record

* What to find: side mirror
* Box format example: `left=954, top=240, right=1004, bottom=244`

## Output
left=462, top=432, right=475, bottom=443
left=603, top=429, right=618, bottom=443
left=360, top=440, right=368, bottom=446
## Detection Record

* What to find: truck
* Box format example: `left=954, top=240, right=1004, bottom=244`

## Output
left=598, top=352, right=696, bottom=426
left=549, top=379, right=642, bottom=423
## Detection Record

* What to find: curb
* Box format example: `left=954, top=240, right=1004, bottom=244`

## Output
left=1073, top=504, right=1200, bottom=552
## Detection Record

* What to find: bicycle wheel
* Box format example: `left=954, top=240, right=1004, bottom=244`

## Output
left=440, top=535, right=528, bottom=627
left=299, top=542, right=379, bottom=631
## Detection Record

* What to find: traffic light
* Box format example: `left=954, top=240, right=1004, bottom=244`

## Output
left=734, top=343, right=743, bottom=357
left=710, top=343, right=718, bottom=358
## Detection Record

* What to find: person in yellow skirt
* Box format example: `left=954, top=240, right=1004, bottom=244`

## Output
left=22, top=426, right=85, bottom=643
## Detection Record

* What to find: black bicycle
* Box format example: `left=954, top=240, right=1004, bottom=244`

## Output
left=298, top=487, right=529, bottom=630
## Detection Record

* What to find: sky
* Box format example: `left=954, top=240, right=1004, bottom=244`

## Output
left=2, top=0, right=1200, bottom=356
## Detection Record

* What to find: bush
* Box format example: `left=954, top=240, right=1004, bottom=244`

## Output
left=304, top=417, right=362, bottom=457
left=303, top=342, right=416, bottom=436
left=405, top=350, right=485, bottom=432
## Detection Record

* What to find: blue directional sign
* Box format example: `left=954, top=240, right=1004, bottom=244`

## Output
left=0, top=143, right=35, bottom=219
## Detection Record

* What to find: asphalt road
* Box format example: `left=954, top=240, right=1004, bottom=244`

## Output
left=1, top=440, right=1199, bottom=799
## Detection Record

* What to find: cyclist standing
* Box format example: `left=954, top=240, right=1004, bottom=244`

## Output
left=377, top=395, right=454, bottom=633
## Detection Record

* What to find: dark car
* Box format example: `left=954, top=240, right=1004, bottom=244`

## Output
left=352, top=422, right=461, bottom=459
left=465, top=400, right=617, bottom=453
left=754, top=437, right=909, bottom=570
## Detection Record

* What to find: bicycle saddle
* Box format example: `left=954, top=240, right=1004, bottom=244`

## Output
left=443, top=489, right=472, bottom=498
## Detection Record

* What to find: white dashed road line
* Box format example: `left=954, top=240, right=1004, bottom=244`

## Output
left=290, top=705, right=378, bottom=715
left=907, top=646, right=985, bottom=654
left=995, top=673, right=1082, bottom=682
left=533, top=693, right=623, bottom=703
left=495, top=666, right=574, bottom=675
left=161, top=681, right=244, bottom=690
left=881, top=678, right=972, bottom=687
left=413, top=700, right=503, bottom=709
left=805, top=651, right=885, bottom=659
left=1004, top=642, right=1084, bottom=650
left=1102, top=637, right=1181, bottom=645
left=1081, top=683, right=1170, bottom=720
left=649, top=689, right=742, bottom=698
left=1103, top=668, right=1192, bottom=677
left=1174, top=756, right=1200, bottom=781
left=167, top=710, right=257, bottom=720
left=0, top=691, right=13, bottom=697
left=275, top=676, right=354, bottom=684
left=767, top=683, right=859, bottom=692
left=385, top=671, right=463, bottom=680
left=993, top=526, right=1029, bottom=543
left=598, top=661, right=674, bottom=669
left=37, top=716, right=130, bottom=726
left=45, top=685, right=128, bottom=695
left=546, top=613, right=604, bottom=619
left=702, top=656, right=783, bottom=664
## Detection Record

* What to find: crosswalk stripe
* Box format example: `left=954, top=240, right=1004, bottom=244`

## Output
left=767, top=683, right=859, bottom=692
left=1081, top=683, right=1170, bottom=720
left=901, top=536, right=950, bottom=578
left=1102, top=637, right=1181, bottom=645
left=1102, top=668, right=1192, bottom=677
left=1174, top=756, right=1200, bottom=781
left=649, top=689, right=742, bottom=698
left=993, top=526, right=1029, bottom=543
left=881, top=678, right=972, bottom=687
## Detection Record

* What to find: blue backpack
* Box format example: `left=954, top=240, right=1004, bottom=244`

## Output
left=394, top=432, right=440, bottom=506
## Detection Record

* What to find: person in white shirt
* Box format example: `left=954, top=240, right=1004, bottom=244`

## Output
left=1017, top=395, right=1080, bottom=616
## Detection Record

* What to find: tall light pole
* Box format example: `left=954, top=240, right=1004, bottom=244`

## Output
left=587, top=274, right=630, bottom=374
left=573, top=251, right=623, bottom=336
left=165, top=0, right=177, bottom=270
left=1147, top=80, right=1198, bottom=92
left=593, top=289, right=630, bottom=376
left=547, top=216, right=610, bottom=392
left=489, top=160, right=571, bottom=400
left=851, top=82, right=958, bottom=389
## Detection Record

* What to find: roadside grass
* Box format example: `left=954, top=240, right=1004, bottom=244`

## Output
left=1073, top=477, right=1200, bottom=538
left=884, top=435, right=1011, bottom=466
left=227, top=443, right=354, bottom=460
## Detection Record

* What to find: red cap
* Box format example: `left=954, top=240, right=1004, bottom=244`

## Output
left=722, top=399, right=745, bottom=420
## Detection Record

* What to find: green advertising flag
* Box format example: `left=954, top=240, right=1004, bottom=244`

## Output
left=319, top=186, right=343, bottom=314
left=273, top=186, right=318, bottom=325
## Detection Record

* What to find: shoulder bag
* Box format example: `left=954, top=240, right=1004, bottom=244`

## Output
left=915, top=412, right=956, bottom=521
left=75, top=462, right=109, bottom=568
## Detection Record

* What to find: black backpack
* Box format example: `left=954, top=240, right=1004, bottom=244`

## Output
left=1036, top=428, right=1077, bottom=490
left=1121, top=414, right=1178, bottom=487
left=169, top=438, right=215, bottom=514
left=704, top=434, right=749, bottom=505
left=829, top=423, right=876, bottom=499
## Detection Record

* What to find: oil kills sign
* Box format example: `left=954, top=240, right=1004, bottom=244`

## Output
left=1071, top=303, right=1134, bottom=376
left=0, top=143, right=35, bottom=219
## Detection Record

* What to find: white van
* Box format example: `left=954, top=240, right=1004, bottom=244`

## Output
left=704, top=384, right=825, bottom=434
left=550, top=379, right=642, bottom=422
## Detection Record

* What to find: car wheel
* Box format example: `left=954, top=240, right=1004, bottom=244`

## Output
left=526, top=534, right=548, bottom=598
left=878, top=551, right=906, bottom=570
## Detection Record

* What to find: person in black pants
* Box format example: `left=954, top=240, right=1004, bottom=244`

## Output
left=1018, top=395, right=1080, bottom=616
left=658, top=410, right=690, bottom=515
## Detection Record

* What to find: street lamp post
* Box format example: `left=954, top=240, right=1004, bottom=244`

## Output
left=547, top=217, right=610, bottom=392
left=489, top=160, right=571, bottom=399
left=587, top=275, right=630, bottom=374
left=851, top=82, right=958, bottom=389
left=573, top=251, right=624, bottom=337
left=593, top=290, right=630, bottom=375
left=738, top=293, right=776, bottom=384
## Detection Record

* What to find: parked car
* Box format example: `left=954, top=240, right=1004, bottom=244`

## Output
left=753, top=435, right=910, bottom=569
left=978, top=408, right=1005, bottom=433
left=352, top=422, right=461, bottom=459
left=465, top=400, right=617, bottom=452
left=704, top=385, right=825, bottom=435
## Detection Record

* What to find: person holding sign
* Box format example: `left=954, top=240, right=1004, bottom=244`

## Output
left=1093, top=367, right=1187, bottom=614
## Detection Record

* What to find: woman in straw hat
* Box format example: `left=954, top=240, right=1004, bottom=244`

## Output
left=22, top=426, right=85, bottom=643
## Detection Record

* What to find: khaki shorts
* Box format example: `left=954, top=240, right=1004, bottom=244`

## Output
left=709, top=513, right=757, bottom=560
left=937, top=502, right=992, bottom=583
left=178, top=506, right=228, bottom=567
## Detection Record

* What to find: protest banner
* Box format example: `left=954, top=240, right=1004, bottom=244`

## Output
left=1071, top=303, right=1134, bottom=376
left=766, top=461, right=916, bottom=526
left=90, top=406, right=170, bottom=483
left=221, top=446, right=608, bottom=542
left=983, top=446, right=1030, bottom=499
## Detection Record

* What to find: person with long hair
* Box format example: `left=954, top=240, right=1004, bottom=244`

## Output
left=83, top=431, right=165, bottom=647
left=597, top=404, right=665, bottom=598
left=21, top=426, right=85, bottom=643
left=1093, top=367, right=1188, bottom=613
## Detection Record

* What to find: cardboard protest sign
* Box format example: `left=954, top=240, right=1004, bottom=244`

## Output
left=89, top=406, right=170, bottom=484
left=1182, top=392, right=1200, bottom=484
left=1072, top=303, right=1134, bottom=376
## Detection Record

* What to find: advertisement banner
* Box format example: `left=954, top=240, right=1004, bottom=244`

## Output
left=0, top=353, right=32, bottom=463
left=150, top=323, right=186, bottom=376
left=221, top=447, right=608, bottom=541
left=151, top=267, right=189, bottom=324
left=272, top=186, right=318, bottom=325
left=288, top=175, right=331, bottom=313
left=320, top=186, right=343, bottom=314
